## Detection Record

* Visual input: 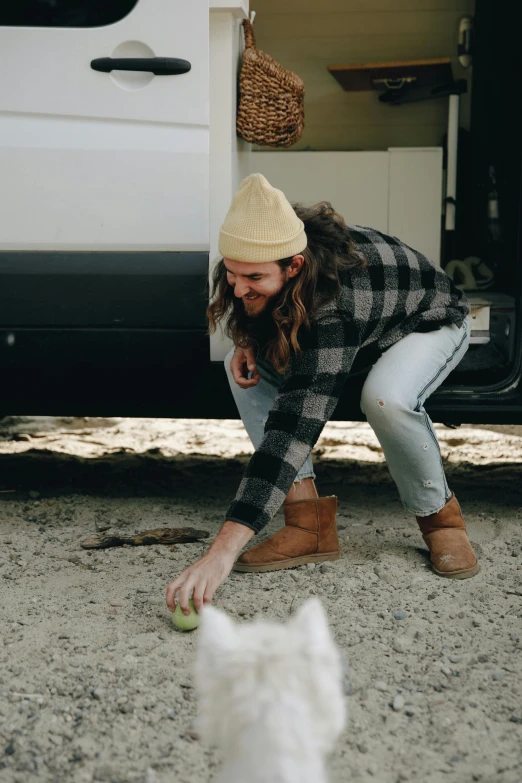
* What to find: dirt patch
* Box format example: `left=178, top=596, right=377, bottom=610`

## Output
left=0, top=417, right=521, bottom=783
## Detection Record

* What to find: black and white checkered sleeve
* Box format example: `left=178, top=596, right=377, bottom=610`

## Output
left=225, top=315, right=361, bottom=532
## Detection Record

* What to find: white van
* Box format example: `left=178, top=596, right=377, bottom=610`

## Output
left=0, top=0, right=251, bottom=418
left=0, top=0, right=521, bottom=424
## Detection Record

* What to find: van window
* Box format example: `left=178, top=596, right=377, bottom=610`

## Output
left=0, top=0, right=139, bottom=28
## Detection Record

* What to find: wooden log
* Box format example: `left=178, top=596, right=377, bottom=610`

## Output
left=81, top=527, right=210, bottom=549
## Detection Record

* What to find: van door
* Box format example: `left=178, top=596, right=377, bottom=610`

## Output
left=0, top=0, right=208, bottom=252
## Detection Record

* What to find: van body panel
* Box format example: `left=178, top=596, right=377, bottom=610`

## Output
left=0, top=0, right=209, bottom=251
left=1, top=1, right=521, bottom=425
left=0, top=252, right=208, bottom=328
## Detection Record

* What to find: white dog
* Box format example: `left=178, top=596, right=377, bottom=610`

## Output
left=195, top=598, right=346, bottom=783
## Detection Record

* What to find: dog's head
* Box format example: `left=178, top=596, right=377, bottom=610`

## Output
left=194, top=598, right=346, bottom=753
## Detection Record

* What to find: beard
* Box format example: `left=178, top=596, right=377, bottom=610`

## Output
left=241, top=273, right=290, bottom=318
left=240, top=293, right=284, bottom=354
left=229, top=277, right=292, bottom=342
left=227, top=276, right=296, bottom=362
left=243, top=297, right=267, bottom=317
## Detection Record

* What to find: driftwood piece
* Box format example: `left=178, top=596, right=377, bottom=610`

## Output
left=81, top=527, right=210, bottom=549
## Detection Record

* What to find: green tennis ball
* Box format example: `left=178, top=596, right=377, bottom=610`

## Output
left=172, top=599, right=200, bottom=632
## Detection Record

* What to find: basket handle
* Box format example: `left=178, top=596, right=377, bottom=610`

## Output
left=242, top=18, right=257, bottom=50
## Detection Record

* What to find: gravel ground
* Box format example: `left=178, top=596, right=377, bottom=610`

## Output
left=0, top=416, right=521, bottom=783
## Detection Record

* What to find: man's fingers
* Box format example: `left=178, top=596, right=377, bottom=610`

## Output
left=203, top=582, right=217, bottom=606
left=230, top=357, right=247, bottom=383
left=192, top=582, right=207, bottom=614
left=178, top=580, right=195, bottom=615
left=235, top=376, right=260, bottom=389
left=166, top=574, right=186, bottom=611
left=232, top=367, right=246, bottom=384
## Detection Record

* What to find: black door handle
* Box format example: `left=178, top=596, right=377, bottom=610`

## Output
left=91, top=57, right=191, bottom=76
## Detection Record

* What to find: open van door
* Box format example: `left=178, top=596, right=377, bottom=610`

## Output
left=0, top=0, right=208, bottom=252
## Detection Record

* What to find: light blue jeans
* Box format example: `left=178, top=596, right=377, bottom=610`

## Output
left=224, top=318, right=470, bottom=516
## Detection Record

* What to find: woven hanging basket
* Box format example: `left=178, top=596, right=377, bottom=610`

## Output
left=236, top=19, right=305, bottom=148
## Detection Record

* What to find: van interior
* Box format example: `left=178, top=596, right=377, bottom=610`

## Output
left=441, top=1, right=521, bottom=391
left=252, top=0, right=521, bottom=393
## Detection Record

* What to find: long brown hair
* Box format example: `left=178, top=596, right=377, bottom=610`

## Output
left=207, top=201, right=366, bottom=372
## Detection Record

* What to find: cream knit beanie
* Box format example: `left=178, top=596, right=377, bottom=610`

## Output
left=218, top=173, right=307, bottom=263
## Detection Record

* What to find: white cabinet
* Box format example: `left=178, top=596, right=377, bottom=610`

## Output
left=387, top=148, right=443, bottom=267
left=251, top=148, right=443, bottom=265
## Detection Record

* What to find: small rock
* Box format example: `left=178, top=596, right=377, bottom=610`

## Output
left=448, top=655, right=461, bottom=664
left=357, top=742, right=369, bottom=754
left=477, top=654, right=489, bottom=663
left=306, top=563, right=316, bottom=571
left=374, top=681, right=388, bottom=692
left=392, top=694, right=405, bottom=711
left=457, top=611, right=466, bottom=619
left=492, top=671, right=505, bottom=682
left=392, top=609, right=406, bottom=621
left=28, top=491, right=40, bottom=499
left=392, top=637, right=410, bottom=654
left=290, top=573, right=300, bottom=582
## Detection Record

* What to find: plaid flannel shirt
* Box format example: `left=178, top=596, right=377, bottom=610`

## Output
left=225, top=225, right=469, bottom=533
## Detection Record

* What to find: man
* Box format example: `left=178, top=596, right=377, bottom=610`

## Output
left=166, top=173, right=478, bottom=617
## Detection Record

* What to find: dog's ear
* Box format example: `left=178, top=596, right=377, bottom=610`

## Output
left=291, top=598, right=333, bottom=651
left=198, top=605, right=238, bottom=652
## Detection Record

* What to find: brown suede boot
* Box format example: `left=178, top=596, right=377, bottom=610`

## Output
left=416, top=493, right=479, bottom=579
left=233, top=496, right=340, bottom=573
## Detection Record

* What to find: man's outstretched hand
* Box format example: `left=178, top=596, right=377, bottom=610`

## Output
left=165, top=521, right=255, bottom=615
left=230, top=345, right=261, bottom=388
left=165, top=548, right=236, bottom=615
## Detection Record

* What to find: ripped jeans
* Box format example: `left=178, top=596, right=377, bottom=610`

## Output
left=224, top=318, right=470, bottom=517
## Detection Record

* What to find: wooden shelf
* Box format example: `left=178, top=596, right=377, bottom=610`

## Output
left=328, top=58, right=452, bottom=92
